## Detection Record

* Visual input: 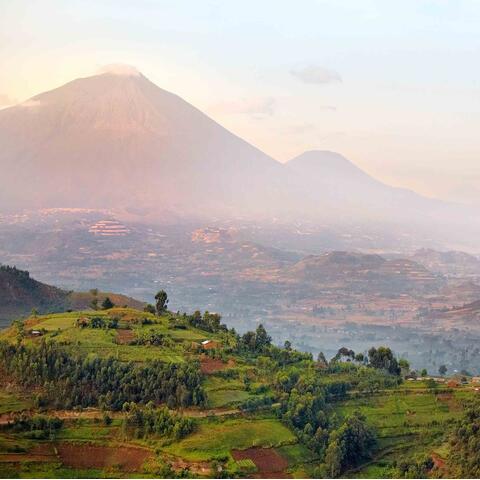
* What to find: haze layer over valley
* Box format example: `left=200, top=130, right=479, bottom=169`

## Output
left=2, top=67, right=480, bottom=374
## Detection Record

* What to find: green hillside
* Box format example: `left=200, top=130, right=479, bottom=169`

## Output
left=0, top=265, right=144, bottom=327
left=0, top=301, right=477, bottom=478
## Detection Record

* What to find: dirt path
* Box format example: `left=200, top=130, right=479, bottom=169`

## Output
left=0, top=406, right=240, bottom=425
left=180, top=407, right=240, bottom=417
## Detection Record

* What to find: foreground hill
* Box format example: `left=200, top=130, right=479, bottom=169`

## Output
left=0, top=265, right=144, bottom=326
left=0, top=303, right=477, bottom=478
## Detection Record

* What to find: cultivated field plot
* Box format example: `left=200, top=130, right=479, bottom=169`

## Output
left=56, top=443, right=152, bottom=471
left=336, top=387, right=475, bottom=477
left=162, top=417, right=296, bottom=461
left=232, top=447, right=289, bottom=478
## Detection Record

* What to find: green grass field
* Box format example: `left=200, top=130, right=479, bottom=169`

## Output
left=204, top=376, right=250, bottom=408
left=0, top=391, right=33, bottom=415
left=162, top=417, right=296, bottom=461
left=207, top=389, right=251, bottom=408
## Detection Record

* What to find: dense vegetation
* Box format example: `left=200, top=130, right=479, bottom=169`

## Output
left=449, top=401, right=480, bottom=478
left=8, top=414, right=64, bottom=440
left=0, top=340, right=205, bottom=410
left=122, top=402, right=195, bottom=440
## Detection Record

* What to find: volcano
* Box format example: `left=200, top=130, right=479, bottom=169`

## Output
left=0, top=65, right=479, bottom=248
left=0, top=66, right=299, bottom=219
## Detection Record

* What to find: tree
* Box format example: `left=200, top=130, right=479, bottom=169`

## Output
left=101, top=297, right=114, bottom=310
left=333, top=347, right=355, bottom=362
left=155, top=290, right=168, bottom=315
left=368, top=346, right=400, bottom=375
left=355, top=352, right=364, bottom=363
left=255, top=324, right=271, bottom=352
left=284, top=340, right=292, bottom=351
left=13, top=319, right=25, bottom=346
left=439, top=364, right=448, bottom=376
left=323, top=411, right=376, bottom=477
left=324, top=440, right=343, bottom=478
left=399, top=358, right=410, bottom=376
left=420, top=368, right=428, bottom=377
left=426, top=378, right=437, bottom=392
left=449, top=403, right=480, bottom=477
left=144, top=304, right=156, bottom=315
left=102, top=412, right=112, bottom=426
left=317, top=352, right=328, bottom=367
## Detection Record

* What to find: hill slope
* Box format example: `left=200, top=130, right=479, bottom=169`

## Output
left=0, top=305, right=474, bottom=478
left=287, top=251, right=441, bottom=294
left=0, top=265, right=144, bottom=325
left=0, top=265, right=69, bottom=321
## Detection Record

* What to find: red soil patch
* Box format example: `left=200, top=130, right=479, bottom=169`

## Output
left=200, top=356, right=235, bottom=374
left=31, top=444, right=57, bottom=456
left=116, top=329, right=135, bottom=344
left=431, top=452, right=446, bottom=469
left=437, top=392, right=461, bottom=411
left=232, top=447, right=290, bottom=478
left=56, top=443, right=152, bottom=471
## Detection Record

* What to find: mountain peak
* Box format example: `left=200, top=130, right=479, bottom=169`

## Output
left=96, top=64, right=142, bottom=77
left=288, top=150, right=357, bottom=169
left=287, top=150, right=372, bottom=181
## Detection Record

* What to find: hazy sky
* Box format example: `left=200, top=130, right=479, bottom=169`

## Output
left=1, top=0, right=480, bottom=203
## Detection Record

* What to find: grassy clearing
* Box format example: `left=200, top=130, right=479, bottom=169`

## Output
left=0, top=433, right=33, bottom=453
left=203, top=376, right=249, bottom=408
left=277, top=443, right=318, bottom=466
left=162, top=417, right=296, bottom=461
left=0, top=391, right=33, bottom=415
left=56, top=423, right=117, bottom=442
left=207, top=389, right=250, bottom=408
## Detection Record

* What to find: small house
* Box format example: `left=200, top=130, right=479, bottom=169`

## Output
left=201, top=339, right=220, bottom=350
left=30, top=330, right=42, bottom=337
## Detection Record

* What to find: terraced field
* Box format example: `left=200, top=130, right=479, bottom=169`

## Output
left=335, top=384, right=475, bottom=477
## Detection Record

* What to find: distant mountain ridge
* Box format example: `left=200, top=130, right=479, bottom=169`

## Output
left=0, top=66, right=479, bottom=247
left=287, top=251, right=441, bottom=294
